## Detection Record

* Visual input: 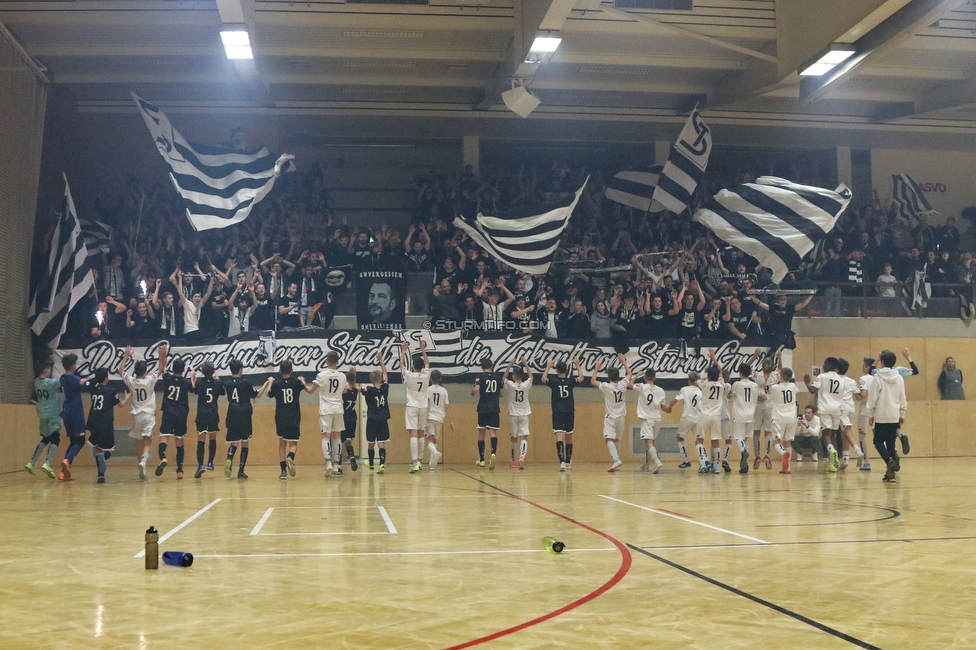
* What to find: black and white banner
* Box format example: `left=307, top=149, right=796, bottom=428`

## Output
left=356, top=271, right=406, bottom=330
left=55, top=331, right=777, bottom=391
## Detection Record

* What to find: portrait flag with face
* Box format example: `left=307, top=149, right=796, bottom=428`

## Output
left=356, top=271, right=406, bottom=330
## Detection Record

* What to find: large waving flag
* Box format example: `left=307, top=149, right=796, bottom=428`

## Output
left=605, top=166, right=662, bottom=212
left=79, top=217, right=113, bottom=253
left=892, top=173, right=939, bottom=223
left=28, top=175, right=96, bottom=349
left=133, top=93, right=295, bottom=231
left=693, top=177, right=851, bottom=283
left=453, top=178, right=588, bottom=275
left=652, top=107, right=712, bottom=214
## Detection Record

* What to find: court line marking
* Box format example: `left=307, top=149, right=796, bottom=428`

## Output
left=223, top=494, right=498, bottom=500
left=377, top=506, right=397, bottom=534
left=250, top=508, right=275, bottom=536
left=259, top=532, right=390, bottom=536
left=447, top=470, right=632, bottom=650
left=274, top=505, right=386, bottom=509
left=133, top=498, right=222, bottom=558
left=599, top=495, right=771, bottom=545
left=194, top=548, right=615, bottom=559
left=627, top=544, right=881, bottom=650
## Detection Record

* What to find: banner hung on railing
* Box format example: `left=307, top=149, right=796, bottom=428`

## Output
left=55, top=331, right=779, bottom=390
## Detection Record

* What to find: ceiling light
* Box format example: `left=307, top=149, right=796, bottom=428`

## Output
left=220, top=30, right=253, bottom=60
left=524, top=34, right=562, bottom=65
left=799, top=44, right=855, bottom=76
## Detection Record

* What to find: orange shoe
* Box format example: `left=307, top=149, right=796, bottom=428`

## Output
left=781, top=452, right=791, bottom=474
left=60, top=459, right=71, bottom=480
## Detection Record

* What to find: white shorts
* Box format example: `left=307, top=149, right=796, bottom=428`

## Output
left=721, top=417, right=732, bottom=440
left=758, top=403, right=774, bottom=431
left=509, top=415, right=530, bottom=438
left=731, top=420, right=754, bottom=440
left=771, top=418, right=797, bottom=442
left=405, top=406, right=428, bottom=431
left=426, top=420, right=443, bottom=438
left=697, top=414, right=721, bottom=441
left=818, top=413, right=840, bottom=430
left=128, top=412, right=155, bottom=439
left=677, top=419, right=698, bottom=437
left=839, top=411, right=853, bottom=429
left=319, top=413, right=343, bottom=433
left=640, top=418, right=661, bottom=441
left=603, top=415, right=625, bottom=439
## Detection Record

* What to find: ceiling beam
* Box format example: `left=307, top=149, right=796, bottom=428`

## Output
left=799, top=0, right=960, bottom=104
left=881, top=76, right=976, bottom=121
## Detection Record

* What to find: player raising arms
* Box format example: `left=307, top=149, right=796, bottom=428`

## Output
left=400, top=340, right=431, bottom=474
left=156, top=358, right=192, bottom=479
left=223, top=359, right=268, bottom=479
left=695, top=351, right=731, bottom=474
left=337, top=371, right=359, bottom=475
left=191, top=361, right=224, bottom=479
left=263, top=360, right=306, bottom=480
left=753, top=355, right=781, bottom=470
left=541, top=357, right=584, bottom=472
left=26, top=360, right=61, bottom=479
left=503, top=357, right=533, bottom=470
left=804, top=357, right=844, bottom=472
left=837, top=358, right=867, bottom=470
left=306, top=351, right=347, bottom=477
left=664, top=372, right=702, bottom=469
left=729, top=360, right=760, bottom=474
left=629, top=368, right=666, bottom=474
left=425, top=370, right=450, bottom=471
left=472, top=357, right=503, bottom=469
left=362, top=351, right=391, bottom=473
left=58, top=353, right=88, bottom=481
left=86, top=368, right=128, bottom=483
left=119, top=344, right=167, bottom=480
left=856, top=358, right=875, bottom=471
left=767, top=367, right=799, bottom=474
left=591, top=353, right=632, bottom=473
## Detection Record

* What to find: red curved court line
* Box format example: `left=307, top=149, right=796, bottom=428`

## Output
left=446, top=471, right=633, bottom=650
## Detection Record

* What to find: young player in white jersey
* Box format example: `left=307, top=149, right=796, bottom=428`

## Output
left=119, top=344, right=167, bottom=480
left=399, top=340, right=431, bottom=473
left=753, top=355, right=781, bottom=470
left=719, top=368, right=734, bottom=473
left=729, top=361, right=760, bottom=474
left=664, top=372, right=702, bottom=468
left=767, top=367, right=798, bottom=474
left=425, top=369, right=450, bottom=471
left=591, top=354, right=632, bottom=473
left=629, top=368, right=666, bottom=474
left=856, top=358, right=875, bottom=471
left=836, top=358, right=867, bottom=470
left=695, top=352, right=731, bottom=474
left=503, top=357, right=533, bottom=470
left=804, top=357, right=844, bottom=472
left=306, top=350, right=348, bottom=477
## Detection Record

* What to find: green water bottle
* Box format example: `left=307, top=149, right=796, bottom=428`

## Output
left=543, top=536, right=565, bottom=553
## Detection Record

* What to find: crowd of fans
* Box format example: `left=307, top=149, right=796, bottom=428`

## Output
left=51, top=157, right=976, bottom=347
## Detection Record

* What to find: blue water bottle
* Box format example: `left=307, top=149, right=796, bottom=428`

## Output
left=162, top=551, right=194, bottom=567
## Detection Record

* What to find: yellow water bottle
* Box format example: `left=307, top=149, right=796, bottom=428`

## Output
left=543, top=536, right=565, bottom=553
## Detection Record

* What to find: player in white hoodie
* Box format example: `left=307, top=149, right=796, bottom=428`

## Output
left=864, top=349, right=907, bottom=483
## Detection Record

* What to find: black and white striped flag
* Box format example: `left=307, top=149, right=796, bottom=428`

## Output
left=693, top=177, right=851, bottom=283
left=133, top=93, right=295, bottom=231
left=892, top=173, right=939, bottom=222
left=27, top=175, right=95, bottom=349
left=79, top=218, right=113, bottom=253
left=652, top=108, right=712, bottom=214
left=605, top=166, right=662, bottom=212
left=453, top=178, right=588, bottom=275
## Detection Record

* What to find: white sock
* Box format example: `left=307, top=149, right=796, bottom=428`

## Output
left=696, top=443, right=708, bottom=462
left=409, top=437, right=419, bottom=462
left=737, top=439, right=748, bottom=454
left=827, top=443, right=835, bottom=453
left=765, top=437, right=772, bottom=456
left=333, top=440, right=341, bottom=464
left=724, top=443, right=732, bottom=460
left=843, top=451, right=850, bottom=461
left=519, top=439, right=528, bottom=458
left=677, top=439, right=688, bottom=460
left=853, top=445, right=864, bottom=459
left=859, top=433, right=869, bottom=459
left=322, top=439, right=331, bottom=463
left=754, top=436, right=761, bottom=455
left=428, top=441, right=438, bottom=456
left=775, top=442, right=785, bottom=456
left=712, top=448, right=721, bottom=465
left=607, top=440, right=619, bottom=462
left=140, top=451, right=150, bottom=464
left=649, top=447, right=660, bottom=464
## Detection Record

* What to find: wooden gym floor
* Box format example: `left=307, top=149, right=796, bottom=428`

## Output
left=0, top=457, right=972, bottom=649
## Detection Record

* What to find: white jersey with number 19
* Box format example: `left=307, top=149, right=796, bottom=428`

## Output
left=314, top=368, right=347, bottom=415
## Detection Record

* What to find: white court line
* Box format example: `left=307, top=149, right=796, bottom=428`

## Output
left=260, top=532, right=390, bottom=536
left=194, top=548, right=615, bottom=559
left=134, top=498, right=222, bottom=558
left=250, top=507, right=275, bottom=536
left=274, top=506, right=383, bottom=510
left=598, top=495, right=771, bottom=545
left=377, top=506, right=397, bottom=534
left=224, top=495, right=497, bottom=500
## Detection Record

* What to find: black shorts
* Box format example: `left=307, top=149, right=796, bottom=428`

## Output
left=88, top=426, right=115, bottom=451
left=552, top=411, right=575, bottom=434
left=160, top=412, right=188, bottom=437
left=195, top=415, right=220, bottom=434
left=276, top=418, right=301, bottom=441
left=225, top=414, right=252, bottom=442
left=478, top=411, right=500, bottom=429
left=40, top=432, right=61, bottom=446
left=366, top=419, right=390, bottom=443
left=342, top=417, right=357, bottom=442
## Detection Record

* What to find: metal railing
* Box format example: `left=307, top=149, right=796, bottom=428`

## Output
left=794, top=281, right=973, bottom=319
